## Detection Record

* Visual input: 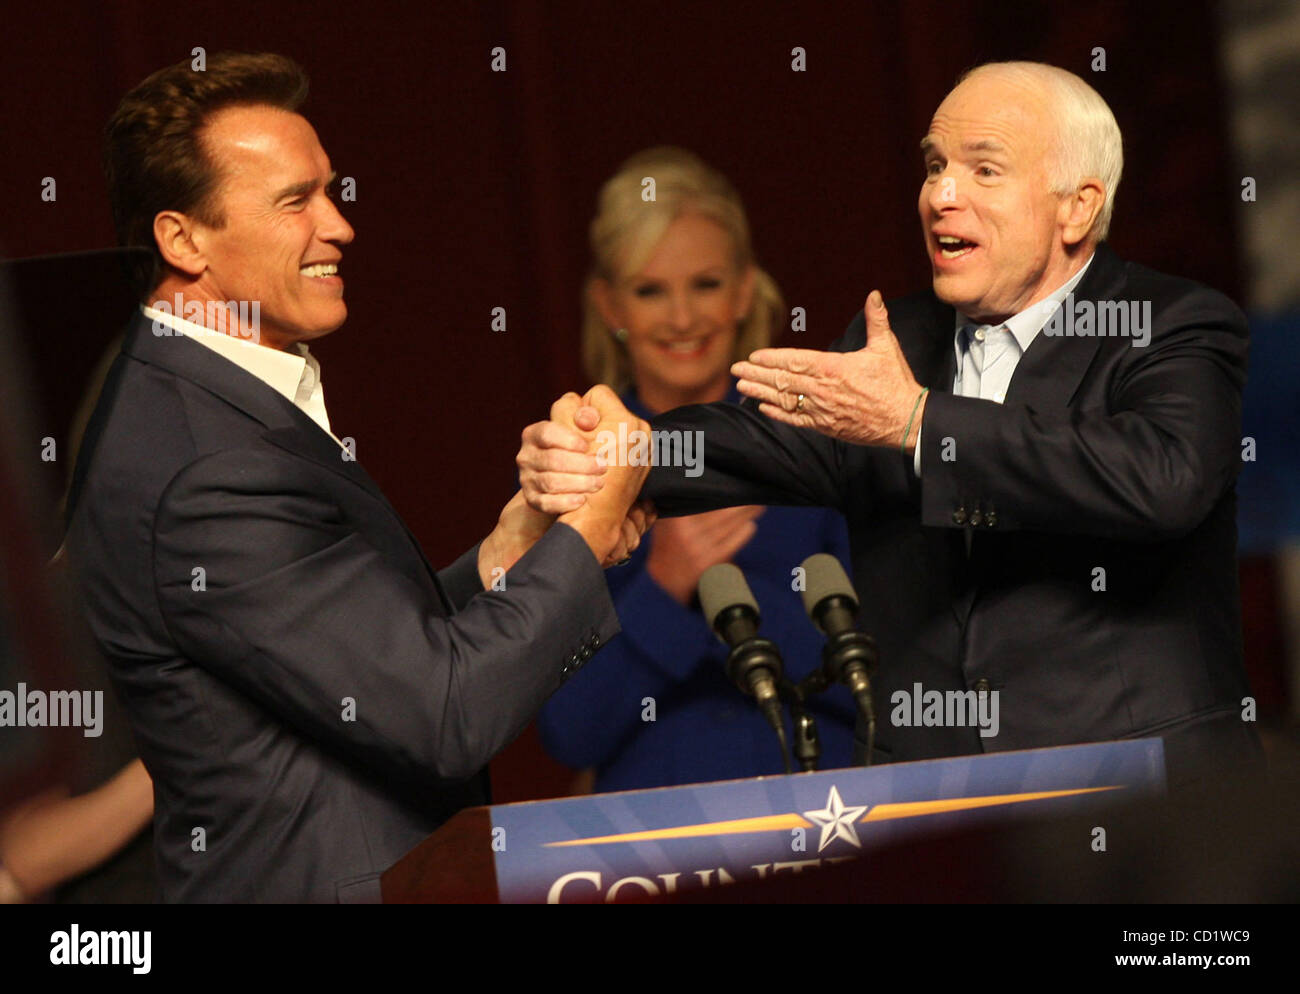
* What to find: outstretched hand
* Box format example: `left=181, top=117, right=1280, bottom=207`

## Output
left=731, top=290, right=928, bottom=451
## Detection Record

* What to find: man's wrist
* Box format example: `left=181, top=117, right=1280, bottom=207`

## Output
left=901, top=387, right=929, bottom=454
left=557, top=505, right=620, bottom=564
left=476, top=529, right=504, bottom=589
left=478, top=500, right=554, bottom=588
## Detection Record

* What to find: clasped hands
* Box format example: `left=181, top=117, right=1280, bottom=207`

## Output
left=484, top=386, right=654, bottom=584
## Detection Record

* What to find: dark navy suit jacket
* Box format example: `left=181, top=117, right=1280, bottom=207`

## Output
left=645, top=244, right=1261, bottom=786
left=65, top=311, right=619, bottom=902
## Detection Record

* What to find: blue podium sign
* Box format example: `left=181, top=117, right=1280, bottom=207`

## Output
left=491, top=738, right=1164, bottom=903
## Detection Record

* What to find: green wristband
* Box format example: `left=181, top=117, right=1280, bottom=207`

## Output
left=901, top=387, right=929, bottom=453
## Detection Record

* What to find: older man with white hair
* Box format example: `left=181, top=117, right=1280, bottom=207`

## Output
left=520, top=61, right=1260, bottom=786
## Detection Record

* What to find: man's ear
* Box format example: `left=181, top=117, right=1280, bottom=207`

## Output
left=152, top=210, right=207, bottom=278
left=1060, top=178, right=1105, bottom=246
left=589, top=277, right=622, bottom=332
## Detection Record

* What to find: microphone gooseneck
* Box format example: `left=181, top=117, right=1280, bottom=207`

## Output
left=800, top=554, right=879, bottom=766
left=699, top=563, right=791, bottom=774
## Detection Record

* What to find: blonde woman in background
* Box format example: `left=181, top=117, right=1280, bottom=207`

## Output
left=538, top=148, right=856, bottom=790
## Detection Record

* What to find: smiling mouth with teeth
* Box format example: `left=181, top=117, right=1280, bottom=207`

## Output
left=660, top=337, right=710, bottom=355
left=300, top=263, right=339, bottom=278
left=936, top=236, right=976, bottom=259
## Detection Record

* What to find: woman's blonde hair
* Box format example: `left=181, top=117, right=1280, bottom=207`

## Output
left=582, top=146, right=783, bottom=392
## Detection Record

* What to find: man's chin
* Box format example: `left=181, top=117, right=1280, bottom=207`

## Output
left=258, top=315, right=346, bottom=351
left=932, top=274, right=977, bottom=312
left=301, top=319, right=345, bottom=343
left=305, top=303, right=348, bottom=337
left=933, top=276, right=1004, bottom=319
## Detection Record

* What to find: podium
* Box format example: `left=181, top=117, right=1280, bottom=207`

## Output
left=382, top=738, right=1164, bottom=903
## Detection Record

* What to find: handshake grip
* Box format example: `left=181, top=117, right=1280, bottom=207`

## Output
left=556, top=386, right=653, bottom=565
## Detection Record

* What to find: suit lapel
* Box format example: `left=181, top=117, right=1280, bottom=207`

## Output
left=1003, top=243, right=1129, bottom=411
left=260, top=424, right=389, bottom=505
left=121, top=311, right=454, bottom=607
left=122, top=310, right=390, bottom=504
left=125, top=310, right=298, bottom=431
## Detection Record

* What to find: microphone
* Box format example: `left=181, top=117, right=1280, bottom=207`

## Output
left=698, top=563, right=790, bottom=773
left=799, top=553, right=879, bottom=765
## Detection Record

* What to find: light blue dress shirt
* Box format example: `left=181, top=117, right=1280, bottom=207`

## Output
left=913, top=253, right=1095, bottom=477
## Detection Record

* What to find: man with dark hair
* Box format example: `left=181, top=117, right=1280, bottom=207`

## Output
left=66, top=52, right=652, bottom=902
left=103, top=52, right=311, bottom=298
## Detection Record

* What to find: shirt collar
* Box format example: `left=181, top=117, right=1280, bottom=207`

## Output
left=953, top=251, right=1096, bottom=354
left=140, top=302, right=315, bottom=409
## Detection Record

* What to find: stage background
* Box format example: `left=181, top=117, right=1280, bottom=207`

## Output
left=1, top=0, right=1285, bottom=807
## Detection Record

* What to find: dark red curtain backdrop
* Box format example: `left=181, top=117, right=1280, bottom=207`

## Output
left=1, top=1, right=1247, bottom=800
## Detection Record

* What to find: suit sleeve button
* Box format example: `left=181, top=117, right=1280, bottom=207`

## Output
left=952, top=507, right=968, bottom=526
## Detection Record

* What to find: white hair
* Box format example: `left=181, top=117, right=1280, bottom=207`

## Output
left=960, top=61, right=1124, bottom=241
